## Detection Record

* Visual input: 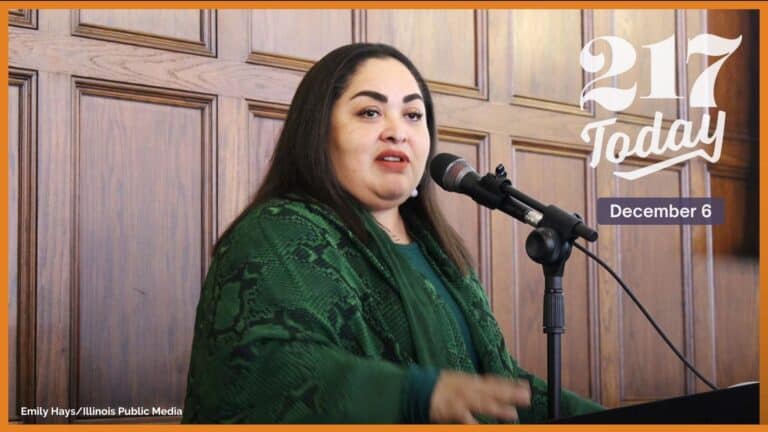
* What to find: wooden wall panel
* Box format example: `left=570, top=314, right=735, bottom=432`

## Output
left=9, top=9, right=37, bottom=29
left=9, top=25, right=300, bottom=104
left=704, top=10, right=759, bottom=390
left=708, top=11, right=758, bottom=139
left=510, top=145, right=596, bottom=399
left=248, top=103, right=285, bottom=194
left=216, top=97, right=249, bottom=239
left=366, top=10, right=487, bottom=98
left=249, top=10, right=356, bottom=71
left=9, top=69, right=36, bottom=422
left=239, top=102, right=284, bottom=210
left=510, top=10, right=588, bottom=114
left=9, top=80, right=20, bottom=422
left=72, top=80, right=214, bottom=421
left=72, top=10, right=216, bottom=57
left=433, top=128, right=490, bottom=288
left=78, top=9, right=201, bottom=40
left=217, top=101, right=285, bottom=238
left=35, top=71, right=73, bottom=424
left=710, top=171, right=758, bottom=387
left=616, top=164, right=687, bottom=403
left=613, top=10, right=679, bottom=125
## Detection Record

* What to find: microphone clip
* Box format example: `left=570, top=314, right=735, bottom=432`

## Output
left=475, top=167, right=541, bottom=226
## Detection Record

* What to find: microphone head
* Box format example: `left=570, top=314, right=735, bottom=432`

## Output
left=429, top=153, right=473, bottom=192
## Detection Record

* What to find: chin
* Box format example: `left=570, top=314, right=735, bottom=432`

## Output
left=365, top=193, right=411, bottom=211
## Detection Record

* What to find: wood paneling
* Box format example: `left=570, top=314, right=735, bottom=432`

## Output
left=366, top=10, right=488, bottom=99
left=248, top=10, right=357, bottom=71
left=434, top=128, right=491, bottom=289
left=9, top=69, right=37, bottom=422
left=510, top=144, right=596, bottom=399
left=9, top=26, right=301, bottom=103
left=248, top=102, right=286, bottom=192
left=708, top=11, right=758, bottom=139
left=217, top=100, right=286, bottom=239
left=705, top=10, right=759, bottom=390
left=71, top=79, right=215, bottom=419
left=615, top=163, right=687, bottom=403
left=510, top=10, right=592, bottom=116
left=36, top=71, right=72, bottom=424
left=8, top=8, right=759, bottom=420
left=78, top=9, right=202, bottom=40
left=613, top=10, right=680, bottom=125
left=710, top=170, right=758, bottom=387
left=9, top=78, right=19, bottom=422
left=10, top=9, right=37, bottom=29
left=72, top=10, right=216, bottom=57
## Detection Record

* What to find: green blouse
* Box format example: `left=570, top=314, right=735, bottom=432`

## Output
left=396, top=241, right=478, bottom=423
left=182, top=197, right=603, bottom=423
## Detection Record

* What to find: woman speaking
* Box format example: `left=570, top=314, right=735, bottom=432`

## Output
left=182, top=43, right=602, bottom=423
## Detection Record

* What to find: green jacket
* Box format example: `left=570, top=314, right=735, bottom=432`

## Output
left=182, top=197, right=603, bottom=423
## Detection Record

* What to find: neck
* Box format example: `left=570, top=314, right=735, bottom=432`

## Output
left=370, top=207, right=411, bottom=244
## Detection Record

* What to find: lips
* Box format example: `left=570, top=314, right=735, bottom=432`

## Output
left=375, top=149, right=410, bottom=163
left=374, top=149, right=410, bottom=172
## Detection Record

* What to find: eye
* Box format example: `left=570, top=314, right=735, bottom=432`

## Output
left=358, top=108, right=381, bottom=119
left=405, top=111, right=424, bottom=121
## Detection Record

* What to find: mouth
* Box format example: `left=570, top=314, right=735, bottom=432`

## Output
left=375, top=150, right=410, bottom=163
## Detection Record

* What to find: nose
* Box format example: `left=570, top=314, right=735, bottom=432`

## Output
left=381, top=116, right=407, bottom=144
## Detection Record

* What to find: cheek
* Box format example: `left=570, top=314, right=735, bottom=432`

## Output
left=330, top=127, right=371, bottom=179
left=414, top=128, right=431, bottom=164
left=336, top=125, right=376, bottom=161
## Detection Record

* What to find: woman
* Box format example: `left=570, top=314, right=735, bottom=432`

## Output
left=182, top=43, right=602, bottom=423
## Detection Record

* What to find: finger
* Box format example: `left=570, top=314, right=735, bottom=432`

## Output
left=472, top=398, right=519, bottom=421
left=513, top=380, right=532, bottom=407
left=458, top=409, right=479, bottom=424
left=480, top=376, right=531, bottom=406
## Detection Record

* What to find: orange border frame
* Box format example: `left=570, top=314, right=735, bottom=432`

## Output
left=1, top=1, right=765, bottom=431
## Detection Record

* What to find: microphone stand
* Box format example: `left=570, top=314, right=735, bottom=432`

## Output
left=526, top=226, right=573, bottom=421
left=480, top=165, right=595, bottom=421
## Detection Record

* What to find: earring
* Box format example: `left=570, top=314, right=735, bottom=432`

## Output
left=410, top=188, right=419, bottom=198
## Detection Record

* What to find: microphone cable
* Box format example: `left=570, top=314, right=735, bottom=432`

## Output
left=572, top=241, right=719, bottom=391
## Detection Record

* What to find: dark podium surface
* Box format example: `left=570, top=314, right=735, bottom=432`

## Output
left=553, top=383, right=759, bottom=424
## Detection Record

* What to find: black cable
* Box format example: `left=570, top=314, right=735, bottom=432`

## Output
left=572, top=242, right=719, bottom=391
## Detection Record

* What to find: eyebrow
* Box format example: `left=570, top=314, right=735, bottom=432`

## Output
left=349, top=90, right=423, bottom=104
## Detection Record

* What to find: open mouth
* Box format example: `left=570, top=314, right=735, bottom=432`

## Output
left=376, top=150, right=410, bottom=163
left=380, top=155, right=405, bottom=162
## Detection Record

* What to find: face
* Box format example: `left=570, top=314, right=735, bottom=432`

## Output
left=328, top=57, right=430, bottom=212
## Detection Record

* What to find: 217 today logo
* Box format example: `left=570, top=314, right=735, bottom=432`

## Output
left=579, top=34, right=742, bottom=180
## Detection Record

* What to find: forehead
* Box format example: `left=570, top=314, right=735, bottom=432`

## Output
left=343, top=57, right=423, bottom=98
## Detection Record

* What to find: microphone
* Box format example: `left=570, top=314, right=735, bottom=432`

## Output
left=429, top=153, right=542, bottom=227
left=429, top=153, right=598, bottom=242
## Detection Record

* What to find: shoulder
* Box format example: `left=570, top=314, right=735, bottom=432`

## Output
left=217, top=198, right=341, bottom=253
left=194, top=198, right=366, bottom=350
left=211, top=197, right=358, bottom=279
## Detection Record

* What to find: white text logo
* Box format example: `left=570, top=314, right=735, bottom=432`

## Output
left=579, top=33, right=741, bottom=180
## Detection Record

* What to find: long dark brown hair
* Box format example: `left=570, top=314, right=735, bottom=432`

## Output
left=223, top=43, right=473, bottom=275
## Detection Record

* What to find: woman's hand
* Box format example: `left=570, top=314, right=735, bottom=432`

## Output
left=429, top=370, right=531, bottom=424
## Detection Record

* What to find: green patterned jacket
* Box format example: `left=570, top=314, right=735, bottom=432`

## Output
left=182, top=197, right=603, bottom=423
